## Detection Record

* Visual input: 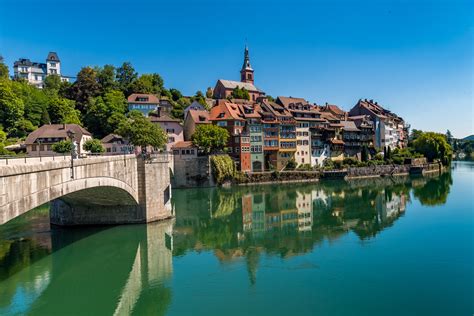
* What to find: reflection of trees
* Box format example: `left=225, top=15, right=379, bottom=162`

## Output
left=413, top=172, right=453, bottom=206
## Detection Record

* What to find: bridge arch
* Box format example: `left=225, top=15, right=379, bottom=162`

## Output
left=1, top=154, right=172, bottom=226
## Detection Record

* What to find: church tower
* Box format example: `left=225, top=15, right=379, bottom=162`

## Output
left=240, top=46, right=254, bottom=84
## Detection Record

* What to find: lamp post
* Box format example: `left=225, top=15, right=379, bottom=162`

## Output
left=37, top=139, right=42, bottom=162
left=66, top=129, right=77, bottom=179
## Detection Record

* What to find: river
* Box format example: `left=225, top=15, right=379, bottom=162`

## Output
left=0, top=162, right=472, bottom=315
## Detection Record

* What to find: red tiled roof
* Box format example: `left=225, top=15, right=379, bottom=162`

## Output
left=209, top=101, right=245, bottom=121
left=127, top=93, right=160, bottom=104
left=277, top=96, right=309, bottom=108
left=188, top=109, right=210, bottom=124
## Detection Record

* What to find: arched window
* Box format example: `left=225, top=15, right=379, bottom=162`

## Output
left=247, top=73, right=252, bottom=80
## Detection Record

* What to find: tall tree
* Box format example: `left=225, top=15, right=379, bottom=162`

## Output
left=83, top=90, right=127, bottom=137
left=0, top=56, right=9, bottom=80
left=70, top=67, right=100, bottom=111
left=116, top=111, right=167, bottom=150
left=116, top=62, right=137, bottom=95
left=191, top=124, right=229, bottom=154
left=48, top=96, right=81, bottom=124
left=44, top=74, right=62, bottom=91
left=96, top=64, right=117, bottom=92
left=413, top=132, right=453, bottom=165
left=445, top=130, right=453, bottom=145
left=0, top=80, right=25, bottom=136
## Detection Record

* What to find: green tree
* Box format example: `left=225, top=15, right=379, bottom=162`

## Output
left=409, top=129, right=423, bottom=146
left=83, top=90, right=127, bottom=137
left=413, top=131, right=453, bottom=165
left=48, top=96, right=81, bottom=124
left=83, top=138, right=105, bottom=153
left=230, top=87, right=250, bottom=100
left=96, top=64, right=117, bottom=92
left=52, top=140, right=73, bottom=153
left=171, top=97, right=191, bottom=120
left=128, top=73, right=163, bottom=95
left=70, top=67, right=100, bottom=111
left=44, top=74, right=62, bottom=91
left=445, top=129, right=453, bottom=145
left=170, top=88, right=183, bottom=101
left=0, top=57, right=9, bottom=80
left=0, top=80, right=25, bottom=136
left=116, top=62, right=138, bottom=95
left=116, top=111, right=167, bottom=150
left=191, top=124, right=229, bottom=154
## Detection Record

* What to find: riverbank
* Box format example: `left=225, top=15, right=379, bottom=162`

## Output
left=233, top=162, right=444, bottom=186
left=172, top=161, right=445, bottom=188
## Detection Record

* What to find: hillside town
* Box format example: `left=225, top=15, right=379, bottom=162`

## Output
left=2, top=47, right=414, bottom=173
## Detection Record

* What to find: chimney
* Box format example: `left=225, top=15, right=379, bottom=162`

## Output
left=364, top=98, right=368, bottom=102
left=370, top=99, right=373, bottom=103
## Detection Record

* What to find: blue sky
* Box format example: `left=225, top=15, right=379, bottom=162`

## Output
left=0, top=0, right=472, bottom=137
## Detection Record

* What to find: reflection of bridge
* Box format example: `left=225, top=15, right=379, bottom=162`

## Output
left=0, top=220, right=174, bottom=315
left=0, top=155, right=172, bottom=225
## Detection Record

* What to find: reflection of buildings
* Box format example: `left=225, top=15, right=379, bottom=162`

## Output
left=296, top=191, right=313, bottom=232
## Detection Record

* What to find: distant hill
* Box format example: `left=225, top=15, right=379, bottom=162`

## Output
left=463, top=135, right=474, bottom=141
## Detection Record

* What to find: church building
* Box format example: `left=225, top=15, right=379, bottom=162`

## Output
left=213, top=46, right=265, bottom=101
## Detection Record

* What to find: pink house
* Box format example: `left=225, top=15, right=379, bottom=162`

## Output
left=149, top=111, right=184, bottom=151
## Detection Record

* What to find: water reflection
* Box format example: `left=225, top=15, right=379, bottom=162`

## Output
left=172, top=173, right=453, bottom=280
left=0, top=221, right=174, bottom=316
left=0, top=171, right=454, bottom=314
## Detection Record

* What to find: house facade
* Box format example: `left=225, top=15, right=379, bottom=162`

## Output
left=127, top=93, right=160, bottom=116
left=13, top=52, right=70, bottom=88
left=101, top=134, right=134, bottom=155
left=149, top=110, right=184, bottom=151
left=183, top=109, right=210, bottom=141
left=25, top=124, right=92, bottom=157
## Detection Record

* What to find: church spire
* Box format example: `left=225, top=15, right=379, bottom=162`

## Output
left=240, top=45, right=254, bottom=84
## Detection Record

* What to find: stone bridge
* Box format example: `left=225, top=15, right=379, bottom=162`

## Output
left=0, top=154, right=172, bottom=225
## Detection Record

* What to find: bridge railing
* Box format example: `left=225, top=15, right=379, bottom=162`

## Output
left=0, top=151, right=172, bottom=166
left=0, top=154, right=69, bottom=166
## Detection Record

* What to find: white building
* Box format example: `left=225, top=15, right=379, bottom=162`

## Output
left=13, top=52, right=70, bottom=89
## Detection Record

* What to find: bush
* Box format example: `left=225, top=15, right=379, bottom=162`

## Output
left=52, top=140, right=73, bottom=153
left=285, top=159, right=297, bottom=170
left=83, top=138, right=104, bottom=153
left=297, top=163, right=312, bottom=171
left=343, top=157, right=359, bottom=167
left=210, top=155, right=236, bottom=184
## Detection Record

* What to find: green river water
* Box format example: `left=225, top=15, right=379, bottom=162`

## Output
left=0, top=161, right=472, bottom=315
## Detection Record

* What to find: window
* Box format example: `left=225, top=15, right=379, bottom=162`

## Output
left=235, top=147, right=240, bottom=153
left=168, top=137, right=175, bottom=143
left=235, top=137, right=240, bottom=143
left=166, top=128, right=175, bottom=134
left=50, top=62, right=56, bottom=67
left=217, top=121, right=227, bottom=127
left=31, top=144, right=37, bottom=151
